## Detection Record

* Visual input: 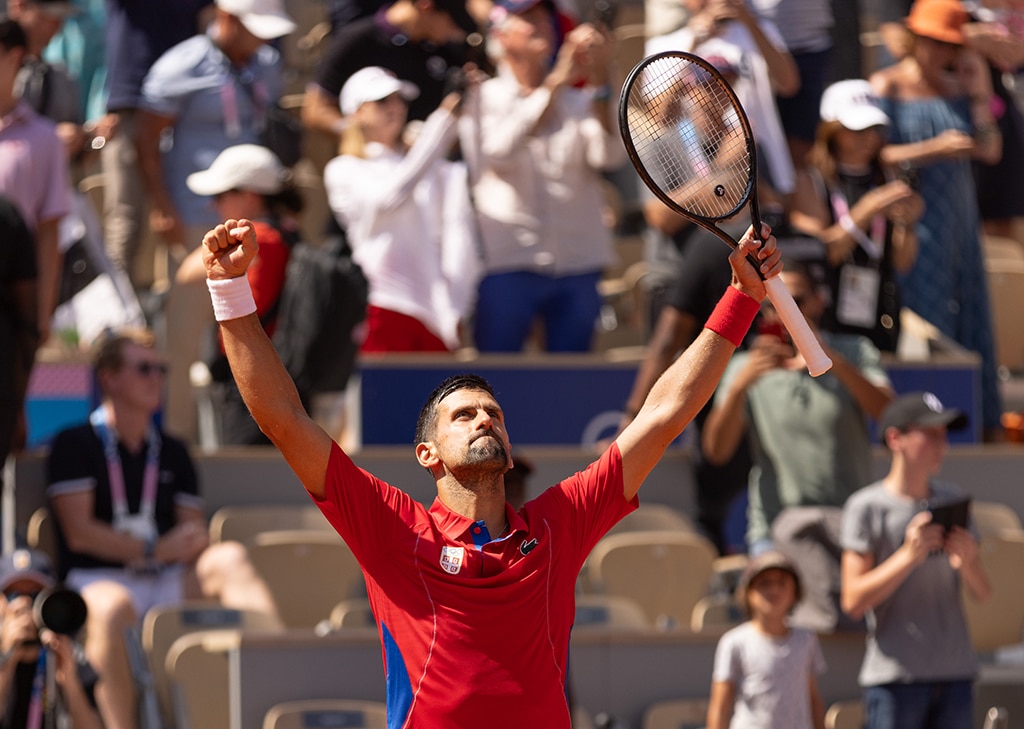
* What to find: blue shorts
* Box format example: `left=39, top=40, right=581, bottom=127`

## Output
left=473, top=270, right=602, bottom=352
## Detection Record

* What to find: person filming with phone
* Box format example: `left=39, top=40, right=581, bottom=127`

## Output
left=840, top=391, right=991, bottom=729
left=702, top=262, right=894, bottom=556
left=0, top=549, right=102, bottom=729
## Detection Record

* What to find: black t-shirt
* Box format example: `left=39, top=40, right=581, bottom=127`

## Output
left=46, top=424, right=199, bottom=575
left=315, top=13, right=467, bottom=122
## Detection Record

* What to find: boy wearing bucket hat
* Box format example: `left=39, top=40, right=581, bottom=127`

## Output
left=707, top=550, right=826, bottom=729
left=840, top=391, right=991, bottom=728
left=0, top=548, right=102, bottom=729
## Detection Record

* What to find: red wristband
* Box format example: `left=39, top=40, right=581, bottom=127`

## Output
left=705, top=287, right=761, bottom=347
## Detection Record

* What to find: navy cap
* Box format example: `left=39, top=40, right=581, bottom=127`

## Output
left=878, top=391, right=968, bottom=442
left=0, top=549, right=56, bottom=593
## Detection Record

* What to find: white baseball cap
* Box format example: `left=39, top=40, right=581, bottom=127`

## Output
left=340, top=67, right=419, bottom=116
left=819, top=79, right=890, bottom=131
left=216, top=0, right=296, bottom=40
left=186, top=144, right=287, bottom=196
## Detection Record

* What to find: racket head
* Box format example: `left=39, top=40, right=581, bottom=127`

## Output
left=619, top=51, right=758, bottom=232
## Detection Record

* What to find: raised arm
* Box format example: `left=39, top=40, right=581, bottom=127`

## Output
left=614, top=226, right=781, bottom=500
left=202, top=219, right=334, bottom=498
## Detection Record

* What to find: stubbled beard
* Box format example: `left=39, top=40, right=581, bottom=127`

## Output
left=465, top=433, right=508, bottom=468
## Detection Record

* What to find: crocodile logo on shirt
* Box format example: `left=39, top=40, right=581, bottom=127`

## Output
left=440, top=546, right=465, bottom=575
left=520, top=538, right=539, bottom=555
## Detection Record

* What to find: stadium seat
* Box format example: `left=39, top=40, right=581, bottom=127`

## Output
left=208, top=503, right=334, bottom=544
left=641, top=698, right=709, bottom=729
left=982, top=235, right=1024, bottom=372
left=165, top=630, right=239, bottom=729
left=825, top=699, right=864, bottom=729
left=690, top=594, right=744, bottom=633
left=972, top=501, right=1024, bottom=539
left=605, top=503, right=697, bottom=537
left=142, top=601, right=279, bottom=727
left=248, top=530, right=365, bottom=628
left=587, top=531, right=717, bottom=631
left=328, top=598, right=376, bottom=630
left=963, top=532, right=1024, bottom=652
left=25, top=506, right=58, bottom=565
left=574, top=594, right=651, bottom=631
left=262, top=699, right=388, bottom=729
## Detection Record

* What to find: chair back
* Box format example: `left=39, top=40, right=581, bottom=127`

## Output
left=963, top=533, right=1024, bottom=652
left=166, top=630, right=239, bottom=729
left=587, top=531, right=716, bottom=630
left=26, top=507, right=59, bottom=566
left=605, top=503, right=696, bottom=537
left=328, top=598, right=376, bottom=630
left=142, top=601, right=278, bottom=726
left=972, top=501, right=1023, bottom=539
left=574, top=594, right=651, bottom=631
left=690, top=594, right=744, bottom=633
left=209, top=503, right=333, bottom=544
left=824, top=699, right=864, bottom=729
left=248, top=530, right=364, bottom=628
left=262, top=699, right=388, bottom=729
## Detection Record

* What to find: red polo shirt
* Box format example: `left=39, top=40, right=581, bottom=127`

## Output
left=314, top=442, right=636, bottom=728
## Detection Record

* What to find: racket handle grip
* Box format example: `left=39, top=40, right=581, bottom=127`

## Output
left=763, top=277, right=833, bottom=377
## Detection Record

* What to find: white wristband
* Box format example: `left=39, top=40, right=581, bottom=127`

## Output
left=207, top=276, right=256, bottom=321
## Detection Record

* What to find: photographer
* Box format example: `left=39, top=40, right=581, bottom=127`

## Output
left=0, top=549, right=101, bottom=729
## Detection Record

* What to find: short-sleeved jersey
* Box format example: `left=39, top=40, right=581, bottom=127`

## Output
left=313, top=443, right=636, bottom=727
left=46, top=423, right=202, bottom=574
left=712, top=622, right=826, bottom=729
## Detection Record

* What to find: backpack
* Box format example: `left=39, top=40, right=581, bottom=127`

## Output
left=271, top=233, right=368, bottom=404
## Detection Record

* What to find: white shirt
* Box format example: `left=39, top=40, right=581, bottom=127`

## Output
left=324, top=108, right=479, bottom=349
left=459, top=66, right=627, bottom=276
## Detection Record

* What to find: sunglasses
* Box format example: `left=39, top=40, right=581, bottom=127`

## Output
left=127, top=361, right=169, bottom=377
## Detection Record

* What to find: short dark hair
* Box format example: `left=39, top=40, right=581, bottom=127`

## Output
left=92, top=327, right=157, bottom=375
left=0, top=19, right=27, bottom=51
left=414, top=373, right=496, bottom=444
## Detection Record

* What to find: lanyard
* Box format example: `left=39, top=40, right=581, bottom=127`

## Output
left=829, top=189, right=885, bottom=261
left=89, top=406, right=161, bottom=524
left=25, top=651, right=45, bottom=729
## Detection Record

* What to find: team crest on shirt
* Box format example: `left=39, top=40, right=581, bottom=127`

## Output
left=440, top=546, right=465, bottom=575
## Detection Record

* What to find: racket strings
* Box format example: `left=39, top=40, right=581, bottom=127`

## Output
left=625, top=56, right=752, bottom=220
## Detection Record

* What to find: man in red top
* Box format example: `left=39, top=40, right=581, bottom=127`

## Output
left=200, top=216, right=782, bottom=726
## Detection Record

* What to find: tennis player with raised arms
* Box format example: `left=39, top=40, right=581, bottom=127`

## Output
left=201, top=216, right=781, bottom=727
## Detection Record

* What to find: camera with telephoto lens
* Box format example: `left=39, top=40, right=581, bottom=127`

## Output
left=31, top=587, right=88, bottom=637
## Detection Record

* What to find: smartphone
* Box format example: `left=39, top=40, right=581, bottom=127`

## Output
left=927, top=497, right=971, bottom=533
left=757, top=318, right=788, bottom=342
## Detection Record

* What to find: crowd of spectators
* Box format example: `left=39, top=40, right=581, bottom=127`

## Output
left=0, top=1, right=1021, bottom=725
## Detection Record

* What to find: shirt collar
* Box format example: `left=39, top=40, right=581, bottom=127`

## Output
left=0, top=101, right=34, bottom=131
left=428, top=498, right=527, bottom=543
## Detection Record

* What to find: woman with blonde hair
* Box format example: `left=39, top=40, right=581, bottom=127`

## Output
left=324, top=66, right=478, bottom=353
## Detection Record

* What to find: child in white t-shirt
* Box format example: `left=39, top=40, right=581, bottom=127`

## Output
left=707, top=551, right=827, bottom=729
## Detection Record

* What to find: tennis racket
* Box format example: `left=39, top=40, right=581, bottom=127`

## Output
left=619, top=51, right=832, bottom=376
